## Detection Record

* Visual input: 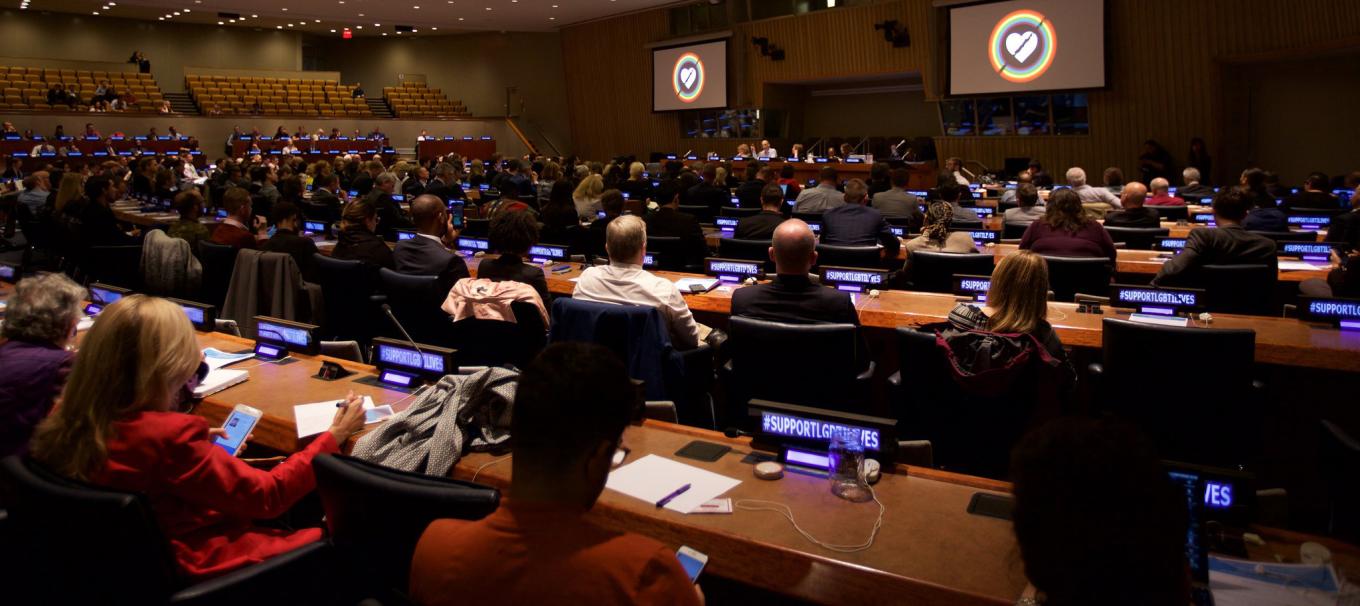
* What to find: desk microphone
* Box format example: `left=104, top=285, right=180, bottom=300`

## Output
left=723, top=427, right=751, bottom=439
left=381, top=303, right=427, bottom=359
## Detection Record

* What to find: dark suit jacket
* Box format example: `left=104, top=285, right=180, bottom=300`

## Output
left=1284, top=191, right=1340, bottom=211
left=618, top=179, right=652, bottom=203
left=1152, top=225, right=1278, bottom=286
left=402, top=178, right=428, bottom=199
left=262, top=229, right=320, bottom=282
left=209, top=222, right=258, bottom=250
left=687, top=183, right=730, bottom=214
left=820, top=204, right=900, bottom=257
left=424, top=178, right=465, bottom=203
left=586, top=215, right=614, bottom=261
left=734, top=211, right=786, bottom=241
left=1242, top=207, right=1288, bottom=232
left=730, top=274, right=867, bottom=369
left=475, top=253, right=550, bottom=304
left=332, top=227, right=395, bottom=269
left=644, top=207, right=709, bottom=267
left=1326, top=210, right=1360, bottom=249
left=735, top=180, right=766, bottom=209
left=365, top=190, right=414, bottom=240
left=351, top=174, right=376, bottom=197
left=79, top=201, right=139, bottom=246
left=392, top=234, right=470, bottom=291
left=311, top=188, right=342, bottom=210
left=1102, top=207, right=1162, bottom=228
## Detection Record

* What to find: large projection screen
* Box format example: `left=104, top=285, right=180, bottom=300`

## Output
left=652, top=40, right=729, bottom=111
left=949, top=0, right=1105, bottom=95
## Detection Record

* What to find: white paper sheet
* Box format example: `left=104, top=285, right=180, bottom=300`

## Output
left=1278, top=260, right=1327, bottom=271
left=1208, top=555, right=1340, bottom=606
left=193, top=369, right=249, bottom=398
left=606, top=454, right=741, bottom=514
left=293, top=396, right=379, bottom=438
left=674, top=278, right=720, bottom=293
left=204, top=347, right=254, bottom=371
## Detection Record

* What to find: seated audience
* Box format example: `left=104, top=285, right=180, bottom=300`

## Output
left=734, top=184, right=787, bottom=241
left=424, top=162, right=466, bottom=203
left=17, top=171, right=51, bottom=214
left=904, top=201, right=979, bottom=255
left=1019, top=188, right=1117, bottom=263
left=364, top=172, right=414, bottom=239
left=735, top=164, right=770, bottom=208
left=947, top=251, right=1069, bottom=363
left=1010, top=418, right=1188, bottom=606
left=1283, top=172, right=1340, bottom=210
left=79, top=175, right=141, bottom=245
left=1300, top=248, right=1360, bottom=299
left=573, top=173, right=605, bottom=220
left=261, top=201, right=320, bottom=281
left=820, top=178, right=901, bottom=258
left=332, top=198, right=395, bottom=269
left=209, top=188, right=263, bottom=250
left=251, top=165, right=280, bottom=208
left=686, top=164, right=729, bottom=213
left=392, top=194, right=469, bottom=290
left=167, top=190, right=210, bottom=253
left=644, top=181, right=709, bottom=268
left=1102, top=167, right=1125, bottom=195
left=540, top=180, right=580, bottom=236
left=1241, top=184, right=1288, bottom=233
left=793, top=167, right=844, bottom=214
left=1179, top=168, right=1211, bottom=199
left=942, top=181, right=981, bottom=223
left=1325, top=186, right=1360, bottom=249
left=30, top=295, right=367, bottom=580
left=586, top=189, right=625, bottom=261
left=870, top=167, right=924, bottom=231
left=476, top=208, right=551, bottom=303
left=1000, top=171, right=1032, bottom=207
left=1238, top=168, right=1277, bottom=209
left=310, top=172, right=343, bottom=209
left=1065, top=167, right=1120, bottom=217
left=409, top=342, right=702, bottom=606
left=403, top=165, right=430, bottom=198
left=1004, top=183, right=1044, bottom=227
left=574, top=215, right=701, bottom=350
left=0, top=273, right=85, bottom=457
left=1144, top=178, right=1185, bottom=206
left=776, top=164, right=802, bottom=199
left=1102, top=182, right=1160, bottom=228
left=1153, top=188, right=1278, bottom=285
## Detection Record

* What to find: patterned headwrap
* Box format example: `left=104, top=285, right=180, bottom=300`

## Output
left=923, top=201, right=954, bottom=243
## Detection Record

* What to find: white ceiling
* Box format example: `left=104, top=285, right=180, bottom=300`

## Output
left=16, top=0, right=682, bottom=36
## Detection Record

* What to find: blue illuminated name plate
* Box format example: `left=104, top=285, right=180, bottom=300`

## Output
left=715, top=216, right=739, bottom=232
left=379, top=370, right=415, bottom=387
left=1155, top=238, right=1188, bottom=252
left=1191, top=213, right=1216, bottom=225
left=953, top=274, right=991, bottom=302
left=1204, top=480, right=1233, bottom=509
left=371, top=337, right=456, bottom=382
left=456, top=237, right=490, bottom=254
left=705, top=258, right=762, bottom=283
left=254, top=317, right=319, bottom=355
left=782, top=447, right=830, bottom=474
left=529, top=244, right=568, bottom=264
left=1111, top=285, right=1204, bottom=316
left=1281, top=242, right=1335, bottom=262
left=761, top=411, right=882, bottom=451
left=395, top=230, right=417, bottom=241
left=1298, top=297, right=1360, bottom=330
left=254, top=343, right=285, bottom=360
left=820, top=266, right=888, bottom=293
left=0, top=262, right=17, bottom=282
left=1287, top=214, right=1330, bottom=230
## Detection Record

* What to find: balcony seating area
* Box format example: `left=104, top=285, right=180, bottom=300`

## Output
left=0, top=66, right=164, bottom=112
left=381, top=82, right=470, bottom=118
left=185, top=74, right=371, bottom=117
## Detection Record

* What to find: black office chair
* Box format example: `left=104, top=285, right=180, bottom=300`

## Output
left=299, top=200, right=338, bottom=224
left=677, top=204, right=714, bottom=223
left=888, top=327, right=1063, bottom=479
left=84, top=244, right=143, bottom=291
left=0, top=456, right=333, bottom=606
left=250, top=194, right=273, bottom=226
left=14, top=204, right=60, bottom=271
left=1151, top=205, right=1189, bottom=222
left=905, top=250, right=994, bottom=293
left=1041, top=256, right=1112, bottom=301
left=951, top=218, right=984, bottom=229
left=549, top=298, right=714, bottom=428
left=1002, top=222, right=1030, bottom=239
left=197, top=241, right=239, bottom=310
left=462, top=218, right=490, bottom=237
left=718, top=237, right=774, bottom=273
left=815, top=244, right=882, bottom=270
left=312, top=253, right=378, bottom=343
left=447, top=301, right=548, bottom=369
left=792, top=211, right=823, bottom=223
left=1287, top=208, right=1347, bottom=218
left=647, top=235, right=700, bottom=272
left=1091, top=318, right=1261, bottom=468
left=1248, top=230, right=1318, bottom=243
left=719, top=206, right=760, bottom=218
left=724, top=316, right=874, bottom=421
left=1201, top=264, right=1278, bottom=316
left=1103, top=226, right=1169, bottom=250
left=377, top=268, right=455, bottom=347
left=1319, top=420, right=1360, bottom=544
left=312, top=455, right=499, bottom=603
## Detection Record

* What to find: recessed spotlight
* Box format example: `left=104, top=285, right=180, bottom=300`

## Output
left=356, top=25, right=362, bottom=28
left=458, top=17, right=464, bottom=20
left=276, top=25, right=282, bottom=28
left=287, top=23, right=293, bottom=26
left=373, top=22, right=379, bottom=25
left=412, top=5, right=419, bottom=8
left=358, top=12, right=364, bottom=15
left=314, top=19, right=320, bottom=22
left=217, top=20, right=223, bottom=24
left=251, top=13, right=258, bottom=17
left=549, top=16, right=554, bottom=20
left=330, top=28, right=336, bottom=32
left=485, top=6, right=491, bottom=9
left=431, top=26, right=437, bottom=30
left=91, top=11, right=98, bottom=14
left=157, top=16, right=163, bottom=19
left=382, top=32, right=387, bottom=36
left=281, top=7, right=288, bottom=10
left=173, top=10, right=180, bottom=14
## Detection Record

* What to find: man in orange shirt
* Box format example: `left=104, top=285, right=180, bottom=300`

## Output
left=409, top=343, right=704, bottom=606
left=210, top=187, right=263, bottom=249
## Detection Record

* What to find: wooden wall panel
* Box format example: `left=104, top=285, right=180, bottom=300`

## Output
left=562, top=0, right=1360, bottom=179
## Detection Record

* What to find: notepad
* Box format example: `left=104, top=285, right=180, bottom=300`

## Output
left=606, top=454, right=741, bottom=514
left=674, top=278, right=720, bottom=293
left=293, top=396, right=384, bottom=438
left=204, top=347, right=254, bottom=371
left=193, top=369, right=249, bottom=398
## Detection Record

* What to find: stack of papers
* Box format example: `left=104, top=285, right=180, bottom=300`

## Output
left=293, top=396, right=392, bottom=438
left=1278, top=260, right=1326, bottom=272
left=1209, top=555, right=1340, bottom=605
left=193, top=369, right=249, bottom=398
left=606, top=454, right=741, bottom=514
left=204, top=347, right=254, bottom=371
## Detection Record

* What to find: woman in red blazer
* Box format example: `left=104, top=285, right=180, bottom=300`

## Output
left=30, top=295, right=367, bottom=579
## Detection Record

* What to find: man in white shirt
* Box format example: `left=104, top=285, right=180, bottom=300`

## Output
left=1066, top=166, right=1121, bottom=217
left=17, top=171, right=50, bottom=213
left=572, top=215, right=701, bottom=350
left=756, top=139, right=778, bottom=160
left=793, top=166, right=845, bottom=214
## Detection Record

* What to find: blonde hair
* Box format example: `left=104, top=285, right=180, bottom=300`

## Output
left=986, top=251, right=1050, bottom=335
left=574, top=173, right=604, bottom=200
left=54, top=172, right=85, bottom=213
left=31, top=295, right=201, bottom=480
left=605, top=215, right=646, bottom=263
left=629, top=162, right=645, bottom=179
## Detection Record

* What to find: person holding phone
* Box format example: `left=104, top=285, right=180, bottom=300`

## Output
left=30, top=295, right=367, bottom=580
left=410, top=343, right=704, bottom=606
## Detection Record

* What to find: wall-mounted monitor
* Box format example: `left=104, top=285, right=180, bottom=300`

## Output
left=652, top=39, right=729, bottom=111
left=949, top=0, right=1106, bottom=96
